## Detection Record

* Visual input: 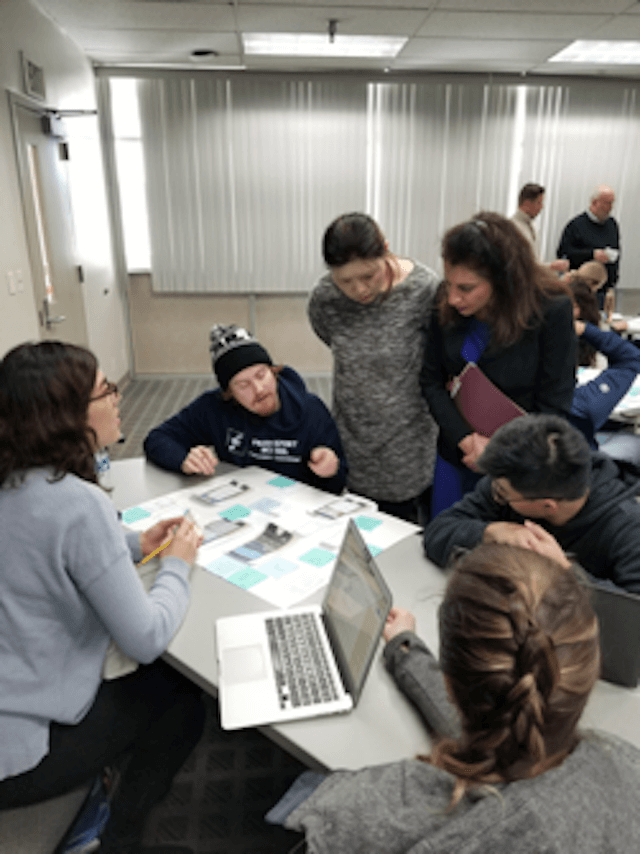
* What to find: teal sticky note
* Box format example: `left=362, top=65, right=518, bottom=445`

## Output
left=260, top=557, right=298, bottom=580
left=220, top=504, right=251, bottom=521
left=354, top=515, right=382, bottom=532
left=367, top=543, right=383, bottom=557
left=299, top=547, right=335, bottom=568
left=204, top=555, right=246, bottom=579
left=228, top=566, right=268, bottom=590
left=267, top=476, right=296, bottom=488
left=122, top=506, right=152, bottom=524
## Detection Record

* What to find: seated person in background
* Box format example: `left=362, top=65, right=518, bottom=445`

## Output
left=144, top=324, right=347, bottom=494
left=423, top=414, right=640, bottom=594
left=567, top=260, right=614, bottom=318
left=574, top=259, right=608, bottom=294
left=274, top=544, right=640, bottom=852
left=570, top=277, right=640, bottom=448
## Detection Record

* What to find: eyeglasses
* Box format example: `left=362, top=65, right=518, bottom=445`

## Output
left=490, top=480, right=540, bottom=506
left=90, top=381, right=118, bottom=402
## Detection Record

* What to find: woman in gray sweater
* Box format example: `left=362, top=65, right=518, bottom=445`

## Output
left=0, top=341, right=204, bottom=854
left=277, top=544, right=640, bottom=852
left=308, top=212, right=439, bottom=523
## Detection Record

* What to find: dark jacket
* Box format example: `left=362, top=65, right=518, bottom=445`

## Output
left=143, top=367, right=347, bottom=494
left=423, top=453, right=640, bottom=593
left=420, top=296, right=576, bottom=464
left=571, top=323, right=640, bottom=448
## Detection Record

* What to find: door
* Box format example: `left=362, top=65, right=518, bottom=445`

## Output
left=11, top=98, right=88, bottom=345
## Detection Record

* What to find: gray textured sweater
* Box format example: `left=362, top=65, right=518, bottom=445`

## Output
left=286, top=632, right=640, bottom=853
left=308, top=262, right=438, bottom=503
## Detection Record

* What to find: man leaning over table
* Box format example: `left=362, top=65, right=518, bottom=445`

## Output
left=423, top=414, right=640, bottom=595
left=144, top=324, right=347, bottom=495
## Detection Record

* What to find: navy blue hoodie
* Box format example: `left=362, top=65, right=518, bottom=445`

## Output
left=143, top=367, right=347, bottom=494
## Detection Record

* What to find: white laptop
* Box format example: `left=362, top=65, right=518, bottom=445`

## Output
left=215, top=519, right=392, bottom=730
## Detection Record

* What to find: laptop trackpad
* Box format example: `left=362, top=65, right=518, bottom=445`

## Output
left=222, top=645, right=268, bottom=684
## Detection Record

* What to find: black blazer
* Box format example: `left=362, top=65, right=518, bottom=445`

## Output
left=420, top=296, right=576, bottom=464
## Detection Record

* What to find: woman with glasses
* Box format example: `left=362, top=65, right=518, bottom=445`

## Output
left=0, top=341, right=204, bottom=854
left=420, top=212, right=575, bottom=516
left=273, top=544, right=640, bottom=852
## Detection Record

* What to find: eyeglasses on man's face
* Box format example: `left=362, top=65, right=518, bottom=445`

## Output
left=490, top=479, right=544, bottom=507
left=90, top=381, right=118, bottom=402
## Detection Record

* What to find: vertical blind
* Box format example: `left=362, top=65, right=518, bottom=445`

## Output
left=132, top=72, right=640, bottom=293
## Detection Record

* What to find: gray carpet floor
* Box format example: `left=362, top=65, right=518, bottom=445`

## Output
left=112, top=373, right=332, bottom=853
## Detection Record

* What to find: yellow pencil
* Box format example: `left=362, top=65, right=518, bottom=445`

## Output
left=137, top=509, right=200, bottom=567
left=138, top=537, right=173, bottom=566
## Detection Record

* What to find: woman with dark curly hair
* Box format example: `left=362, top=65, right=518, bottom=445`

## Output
left=420, top=212, right=576, bottom=515
left=0, top=340, right=204, bottom=854
left=274, top=544, right=640, bottom=852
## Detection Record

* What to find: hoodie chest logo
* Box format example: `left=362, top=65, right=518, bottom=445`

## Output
left=226, top=428, right=247, bottom=456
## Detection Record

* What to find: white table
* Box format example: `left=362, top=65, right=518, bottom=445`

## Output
left=110, top=458, right=640, bottom=768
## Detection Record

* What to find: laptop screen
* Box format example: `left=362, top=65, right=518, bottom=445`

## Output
left=321, top=519, right=392, bottom=702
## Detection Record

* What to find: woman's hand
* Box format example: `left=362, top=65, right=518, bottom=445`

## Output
left=140, top=517, right=186, bottom=556
left=611, top=319, right=628, bottom=333
left=181, top=445, right=218, bottom=475
left=574, top=319, right=585, bottom=336
left=164, top=516, right=203, bottom=566
left=383, top=607, right=416, bottom=643
left=308, top=446, right=339, bottom=478
left=458, top=432, right=490, bottom=471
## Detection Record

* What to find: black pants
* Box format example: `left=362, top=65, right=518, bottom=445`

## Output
left=0, top=659, right=205, bottom=848
left=376, top=485, right=432, bottom=526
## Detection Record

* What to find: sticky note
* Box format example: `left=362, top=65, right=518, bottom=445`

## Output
left=354, top=515, right=382, bottom=532
left=220, top=504, right=251, bottom=521
left=121, top=506, right=152, bottom=524
left=299, top=547, right=335, bottom=568
left=228, top=566, right=268, bottom=590
left=204, top=555, right=246, bottom=579
left=267, top=476, right=296, bottom=488
left=259, top=557, right=298, bottom=579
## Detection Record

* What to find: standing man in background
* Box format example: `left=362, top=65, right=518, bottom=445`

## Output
left=511, top=183, right=568, bottom=274
left=557, top=185, right=620, bottom=306
left=511, top=183, right=545, bottom=257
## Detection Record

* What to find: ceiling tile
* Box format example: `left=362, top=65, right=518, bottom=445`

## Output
left=436, top=0, right=632, bottom=12
left=417, top=11, right=611, bottom=40
left=400, top=36, right=568, bottom=62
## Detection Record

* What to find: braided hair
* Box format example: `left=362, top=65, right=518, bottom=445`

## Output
left=425, top=544, right=600, bottom=808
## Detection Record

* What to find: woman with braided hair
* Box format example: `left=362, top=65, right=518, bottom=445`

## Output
left=271, top=543, right=640, bottom=852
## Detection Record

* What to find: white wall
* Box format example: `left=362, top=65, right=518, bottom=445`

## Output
left=0, top=0, right=129, bottom=381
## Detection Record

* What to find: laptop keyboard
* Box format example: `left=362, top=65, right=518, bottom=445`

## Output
left=266, top=613, right=340, bottom=709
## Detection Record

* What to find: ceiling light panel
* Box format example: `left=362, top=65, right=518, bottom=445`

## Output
left=243, top=33, right=406, bottom=58
left=549, top=41, right=640, bottom=64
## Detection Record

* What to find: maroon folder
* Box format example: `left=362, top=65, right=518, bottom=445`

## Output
left=449, top=362, right=525, bottom=438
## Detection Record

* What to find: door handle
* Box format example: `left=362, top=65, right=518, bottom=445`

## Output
left=42, top=299, right=66, bottom=330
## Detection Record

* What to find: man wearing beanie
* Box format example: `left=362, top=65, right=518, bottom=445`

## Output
left=143, top=325, right=347, bottom=494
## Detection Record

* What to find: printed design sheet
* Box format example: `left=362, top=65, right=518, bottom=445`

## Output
left=122, top=466, right=418, bottom=608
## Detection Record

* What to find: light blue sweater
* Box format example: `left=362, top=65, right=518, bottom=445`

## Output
left=0, top=469, right=191, bottom=780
